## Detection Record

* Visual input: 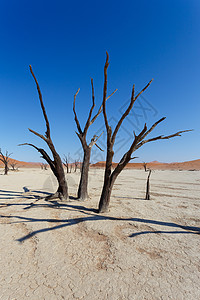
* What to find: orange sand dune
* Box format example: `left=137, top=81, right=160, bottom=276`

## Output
left=1, top=157, right=200, bottom=170
left=91, top=159, right=200, bottom=170
left=0, top=157, right=41, bottom=168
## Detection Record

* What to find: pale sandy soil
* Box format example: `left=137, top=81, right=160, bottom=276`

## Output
left=0, top=168, right=200, bottom=300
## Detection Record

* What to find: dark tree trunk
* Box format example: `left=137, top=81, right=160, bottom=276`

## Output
left=4, top=164, right=8, bottom=175
left=52, top=154, right=68, bottom=200
left=78, top=147, right=91, bottom=200
left=143, top=162, right=147, bottom=172
left=98, top=147, right=114, bottom=212
left=73, top=79, right=110, bottom=202
left=74, top=161, right=78, bottom=172
left=145, top=170, right=151, bottom=200
left=98, top=171, right=118, bottom=213
left=20, top=143, right=69, bottom=201
left=98, top=177, right=113, bottom=213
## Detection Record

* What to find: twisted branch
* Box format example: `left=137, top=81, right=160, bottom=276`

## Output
left=18, top=143, right=56, bottom=174
left=73, top=88, right=82, bottom=135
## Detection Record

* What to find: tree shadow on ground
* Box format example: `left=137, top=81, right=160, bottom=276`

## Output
left=0, top=188, right=54, bottom=203
left=0, top=190, right=200, bottom=242
left=0, top=203, right=199, bottom=243
left=0, top=189, right=98, bottom=212
left=0, top=190, right=25, bottom=200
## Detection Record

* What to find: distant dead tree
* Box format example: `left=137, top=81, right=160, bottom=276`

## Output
left=98, top=52, right=190, bottom=213
left=10, top=160, right=18, bottom=171
left=145, top=169, right=151, bottom=200
left=63, top=154, right=70, bottom=173
left=143, top=162, right=147, bottom=172
left=79, top=161, right=82, bottom=172
left=0, top=149, right=12, bottom=175
left=73, top=79, right=117, bottom=201
left=74, top=159, right=79, bottom=172
left=19, top=65, right=68, bottom=201
left=40, top=163, right=48, bottom=170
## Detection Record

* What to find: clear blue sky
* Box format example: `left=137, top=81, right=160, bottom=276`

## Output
left=0, top=0, right=199, bottom=163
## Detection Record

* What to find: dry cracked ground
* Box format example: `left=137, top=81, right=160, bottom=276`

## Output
left=0, top=168, right=200, bottom=299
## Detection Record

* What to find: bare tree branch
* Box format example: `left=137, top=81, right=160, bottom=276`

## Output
left=130, top=156, right=138, bottom=160
left=28, top=128, right=47, bottom=142
left=29, top=65, right=50, bottom=139
left=111, top=84, right=135, bottom=144
left=135, top=129, right=192, bottom=150
left=90, top=89, right=118, bottom=124
left=134, top=79, right=153, bottom=101
left=18, top=143, right=56, bottom=173
left=102, top=51, right=110, bottom=132
left=83, top=78, right=95, bottom=135
left=137, top=117, right=166, bottom=142
left=95, top=143, right=104, bottom=151
left=89, top=132, right=104, bottom=148
left=111, top=79, right=153, bottom=144
left=0, top=149, right=12, bottom=163
left=106, top=89, right=118, bottom=101
left=73, top=88, right=82, bottom=135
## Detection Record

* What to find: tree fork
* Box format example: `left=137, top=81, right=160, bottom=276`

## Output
left=73, top=78, right=114, bottom=201
left=98, top=52, right=191, bottom=213
left=0, top=149, right=12, bottom=175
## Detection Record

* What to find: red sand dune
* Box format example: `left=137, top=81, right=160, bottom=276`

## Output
left=0, top=158, right=81, bottom=169
left=91, top=159, right=200, bottom=170
left=1, top=157, right=200, bottom=170
left=0, top=157, right=41, bottom=168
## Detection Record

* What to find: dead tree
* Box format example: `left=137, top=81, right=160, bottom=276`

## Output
left=40, top=163, right=48, bottom=170
left=73, top=80, right=117, bottom=201
left=79, top=161, right=82, bottom=172
left=63, top=154, right=70, bottom=173
left=145, top=169, right=151, bottom=200
left=98, top=52, right=190, bottom=213
left=19, top=65, right=68, bottom=201
left=143, top=162, right=147, bottom=172
left=0, top=149, right=12, bottom=175
left=10, top=161, right=18, bottom=171
left=74, top=159, right=79, bottom=172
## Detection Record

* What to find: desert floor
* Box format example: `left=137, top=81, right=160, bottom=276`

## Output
left=0, top=168, right=200, bottom=300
